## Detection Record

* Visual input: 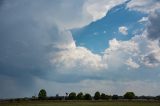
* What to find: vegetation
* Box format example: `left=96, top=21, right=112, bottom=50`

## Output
left=100, top=93, right=106, bottom=100
left=68, top=92, right=76, bottom=100
left=84, top=93, right=92, bottom=100
left=124, top=92, right=135, bottom=99
left=94, top=91, right=101, bottom=100
left=77, top=92, right=83, bottom=100
left=38, top=89, right=47, bottom=100
left=0, top=89, right=160, bottom=103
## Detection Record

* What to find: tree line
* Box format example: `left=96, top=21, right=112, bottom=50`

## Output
left=37, top=89, right=160, bottom=101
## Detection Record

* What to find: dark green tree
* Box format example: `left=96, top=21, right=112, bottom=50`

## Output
left=68, top=92, right=76, bottom=100
left=124, top=92, right=135, bottom=99
left=101, top=93, right=106, bottom=100
left=84, top=93, right=92, bottom=100
left=94, top=91, right=100, bottom=100
left=77, top=92, right=83, bottom=100
left=38, top=89, right=47, bottom=99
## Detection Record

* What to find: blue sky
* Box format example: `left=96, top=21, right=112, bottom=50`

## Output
left=0, top=0, right=160, bottom=98
left=72, top=3, right=146, bottom=53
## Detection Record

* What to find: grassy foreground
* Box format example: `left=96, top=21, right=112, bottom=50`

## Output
left=0, top=101, right=160, bottom=106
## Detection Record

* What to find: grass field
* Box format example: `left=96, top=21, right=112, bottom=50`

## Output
left=0, top=101, right=160, bottom=106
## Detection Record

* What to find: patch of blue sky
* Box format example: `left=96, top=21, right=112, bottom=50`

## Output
left=72, top=3, right=147, bottom=54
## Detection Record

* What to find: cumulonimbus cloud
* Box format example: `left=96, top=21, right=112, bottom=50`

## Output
left=0, top=0, right=129, bottom=98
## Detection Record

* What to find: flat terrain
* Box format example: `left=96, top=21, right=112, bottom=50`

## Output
left=0, top=101, right=160, bottom=106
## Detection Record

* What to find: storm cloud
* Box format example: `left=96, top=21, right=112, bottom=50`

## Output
left=0, top=0, right=128, bottom=98
left=147, top=10, right=160, bottom=41
left=0, top=0, right=83, bottom=98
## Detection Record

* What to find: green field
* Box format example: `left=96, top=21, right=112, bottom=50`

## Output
left=0, top=101, right=160, bottom=106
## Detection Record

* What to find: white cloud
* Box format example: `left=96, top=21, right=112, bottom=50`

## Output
left=102, top=32, right=160, bottom=69
left=50, top=37, right=142, bottom=74
left=118, top=26, right=128, bottom=35
left=138, top=10, right=160, bottom=68
left=36, top=0, right=127, bottom=29
left=109, top=38, right=139, bottom=54
left=130, top=31, right=160, bottom=68
left=50, top=45, right=107, bottom=74
left=125, top=58, right=140, bottom=69
left=138, top=17, right=148, bottom=23
left=127, top=0, right=160, bottom=13
left=140, top=40, right=160, bottom=68
left=48, top=35, right=146, bottom=76
left=103, top=38, right=139, bottom=70
left=85, top=0, right=127, bottom=21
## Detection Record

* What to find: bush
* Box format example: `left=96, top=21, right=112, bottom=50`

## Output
left=84, top=93, right=92, bottom=100
left=77, top=92, right=83, bottom=100
left=124, top=92, right=135, bottom=99
left=101, top=93, right=106, bottom=100
left=94, top=91, right=100, bottom=100
left=68, top=92, right=76, bottom=100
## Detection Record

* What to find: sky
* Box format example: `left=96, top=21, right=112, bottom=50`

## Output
left=0, top=0, right=160, bottom=98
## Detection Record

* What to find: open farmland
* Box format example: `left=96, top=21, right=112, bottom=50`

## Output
left=0, top=101, right=160, bottom=106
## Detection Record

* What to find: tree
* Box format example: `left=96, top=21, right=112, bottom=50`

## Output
left=101, top=93, right=106, bottom=100
left=94, top=91, right=100, bottom=100
left=124, top=92, right=135, bottom=99
left=77, top=92, right=83, bottom=100
left=38, top=89, right=47, bottom=99
left=68, top=92, right=76, bottom=100
left=84, top=93, right=92, bottom=100
left=112, top=95, right=118, bottom=100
